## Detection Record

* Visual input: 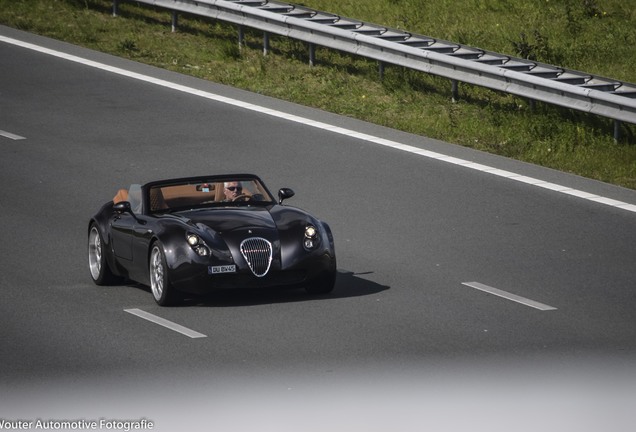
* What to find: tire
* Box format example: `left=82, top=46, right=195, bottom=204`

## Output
left=305, top=270, right=336, bottom=295
left=149, top=241, right=179, bottom=306
left=88, top=223, right=118, bottom=285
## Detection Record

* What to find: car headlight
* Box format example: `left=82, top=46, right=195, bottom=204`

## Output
left=186, top=233, right=210, bottom=257
left=304, top=225, right=319, bottom=250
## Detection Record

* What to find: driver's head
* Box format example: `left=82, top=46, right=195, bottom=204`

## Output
left=224, top=181, right=242, bottom=200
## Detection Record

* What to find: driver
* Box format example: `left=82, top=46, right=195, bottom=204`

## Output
left=223, top=181, right=244, bottom=201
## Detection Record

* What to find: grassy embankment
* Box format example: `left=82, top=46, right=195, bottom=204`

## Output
left=1, top=0, right=635, bottom=188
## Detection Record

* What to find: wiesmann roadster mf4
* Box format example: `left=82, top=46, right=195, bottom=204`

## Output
left=88, top=174, right=336, bottom=305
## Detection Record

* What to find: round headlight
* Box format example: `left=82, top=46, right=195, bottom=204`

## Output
left=187, top=234, right=200, bottom=246
left=305, top=226, right=317, bottom=239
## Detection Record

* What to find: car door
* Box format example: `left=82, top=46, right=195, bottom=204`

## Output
left=128, top=217, right=155, bottom=283
left=110, top=212, right=135, bottom=262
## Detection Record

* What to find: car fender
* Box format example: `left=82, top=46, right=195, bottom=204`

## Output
left=269, top=206, right=335, bottom=269
left=147, top=218, right=234, bottom=280
left=89, top=201, right=124, bottom=277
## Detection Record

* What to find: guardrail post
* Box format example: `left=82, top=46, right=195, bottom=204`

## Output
left=238, top=25, right=245, bottom=49
left=112, top=0, right=118, bottom=17
left=171, top=11, right=178, bottom=32
left=263, top=32, right=270, bottom=56
left=378, top=61, right=385, bottom=80
left=614, top=120, right=622, bottom=142
left=308, top=43, right=315, bottom=67
left=451, top=79, right=459, bottom=102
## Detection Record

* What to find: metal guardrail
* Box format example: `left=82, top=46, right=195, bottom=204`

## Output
left=113, top=0, right=636, bottom=137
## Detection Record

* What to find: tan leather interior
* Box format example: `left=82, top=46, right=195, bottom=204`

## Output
left=154, top=183, right=219, bottom=210
left=149, top=187, right=168, bottom=211
left=113, top=188, right=129, bottom=203
left=116, top=181, right=258, bottom=213
left=214, top=182, right=225, bottom=202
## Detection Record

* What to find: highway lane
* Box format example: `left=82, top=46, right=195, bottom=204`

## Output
left=1, top=26, right=635, bottom=431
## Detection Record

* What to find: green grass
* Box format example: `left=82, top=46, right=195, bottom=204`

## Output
left=2, top=0, right=636, bottom=188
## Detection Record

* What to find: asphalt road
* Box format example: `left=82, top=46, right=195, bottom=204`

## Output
left=1, top=26, right=635, bottom=432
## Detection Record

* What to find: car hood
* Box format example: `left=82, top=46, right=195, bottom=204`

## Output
left=180, top=206, right=277, bottom=233
left=168, top=205, right=321, bottom=270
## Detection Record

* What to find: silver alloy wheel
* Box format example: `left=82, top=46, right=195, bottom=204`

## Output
left=88, top=226, right=102, bottom=281
left=150, top=245, right=164, bottom=302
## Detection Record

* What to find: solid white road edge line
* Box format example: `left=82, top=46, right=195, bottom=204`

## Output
left=3, top=34, right=635, bottom=214
left=124, top=308, right=207, bottom=338
left=462, top=282, right=558, bottom=311
left=0, top=129, right=26, bottom=140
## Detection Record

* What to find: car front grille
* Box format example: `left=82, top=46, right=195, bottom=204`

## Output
left=240, top=237, right=273, bottom=277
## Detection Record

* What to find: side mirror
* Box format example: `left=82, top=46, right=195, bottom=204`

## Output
left=278, top=188, right=295, bottom=204
left=113, top=201, right=146, bottom=224
left=113, top=201, right=132, bottom=214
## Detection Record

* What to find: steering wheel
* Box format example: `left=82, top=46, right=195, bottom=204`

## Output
left=232, top=194, right=251, bottom=202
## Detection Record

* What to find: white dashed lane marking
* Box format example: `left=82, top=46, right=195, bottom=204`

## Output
left=0, top=130, right=26, bottom=140
left=124, top=308, right=207, bottom=338
left=462, top=282, right=558, bottom=311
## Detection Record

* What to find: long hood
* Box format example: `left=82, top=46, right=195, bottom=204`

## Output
left=182, top=207, right=277, bottom=233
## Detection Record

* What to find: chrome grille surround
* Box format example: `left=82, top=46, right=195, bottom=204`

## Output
left=240, top=237, right=273, bottom=277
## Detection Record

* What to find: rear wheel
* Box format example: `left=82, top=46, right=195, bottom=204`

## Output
left=88, top=223, right=118, bottom=285
left=149, top=241, right=179, bottom=306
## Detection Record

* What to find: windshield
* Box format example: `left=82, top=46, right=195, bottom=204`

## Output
left=147, top=178, right=275, bottom=213
left=128, top=184, right=142, bottom=214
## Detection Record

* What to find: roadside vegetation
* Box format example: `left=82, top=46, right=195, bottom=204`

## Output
left=2, top=0, right=635, bottom=188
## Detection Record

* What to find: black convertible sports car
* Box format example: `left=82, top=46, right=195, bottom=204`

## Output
left=88, top=174, right=336, bottom=305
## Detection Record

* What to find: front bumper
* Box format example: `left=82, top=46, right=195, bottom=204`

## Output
left=169, top=252, right=335, bottom=294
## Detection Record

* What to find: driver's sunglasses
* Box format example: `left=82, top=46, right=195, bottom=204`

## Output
left=226, top=186, right=242, bottom=192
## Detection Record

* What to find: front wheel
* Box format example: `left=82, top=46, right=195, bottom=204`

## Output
left=305, top=270, right=336, bottom=295
left=88, top=223, right=118, bottom=285
left=149, top=241, right=179, bottom=306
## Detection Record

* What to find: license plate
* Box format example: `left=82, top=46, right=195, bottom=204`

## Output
left=208, top=265, right=236, bottom=274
